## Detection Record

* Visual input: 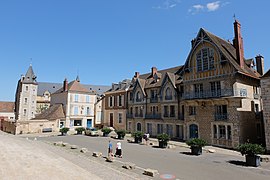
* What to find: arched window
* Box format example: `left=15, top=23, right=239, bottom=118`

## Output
left=189, top=124, right=198, bottom=138
left=196, top=48, right=215, bottom=72
left=136, top=91, right=141, bottom=102
left=165, top=87, right=172, bottom=100
left=137, top=122, right=142, bottom=131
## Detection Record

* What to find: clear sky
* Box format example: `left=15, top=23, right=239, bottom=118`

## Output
left=0, top=0, right=269, bottom=101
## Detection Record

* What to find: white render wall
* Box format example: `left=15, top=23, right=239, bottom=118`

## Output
left=18, top=83, right=37, bottom=121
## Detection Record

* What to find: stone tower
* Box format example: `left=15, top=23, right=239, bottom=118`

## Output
left=15, top=65, right=38, bottom=121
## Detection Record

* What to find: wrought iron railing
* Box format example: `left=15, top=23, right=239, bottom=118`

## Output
left=183, top=88, right=247, bottom=100
left=145, top=113, right=161, bottom=119
left=215, top=113, right=228, bottom=121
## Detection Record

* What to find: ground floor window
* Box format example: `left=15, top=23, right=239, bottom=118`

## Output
left=213, top=124, right=232, bottom=140
left=137, top=122, right=142, bottom=131
left=147, top=123, right=152, bottom=135
left=118, top=113, right=122, bottom=123
left=219, top=125, right=226, bottom=138
left=166, top=124, right=173, bottom=137
left=128, top=122, right=132, bottom=131
left=157, top=124, right=163, bottom=134
left=74, top=120, right=82, bottom=126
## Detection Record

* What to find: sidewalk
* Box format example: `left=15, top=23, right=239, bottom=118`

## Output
left=0, top=131, right=145, bottom=180
left=0, top=131, right=101, bottom=180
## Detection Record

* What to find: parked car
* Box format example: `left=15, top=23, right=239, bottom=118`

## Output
left=85, top=127, right=99, bottom=136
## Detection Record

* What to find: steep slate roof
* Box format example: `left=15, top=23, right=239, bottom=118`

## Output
left=38, top=82, right=110, bottom=96
left=106, top=79, right=131, bottom=93
left=0, top=101, right=15, bottom=112
left=129, top=66, right=183, bottom=95
left=33, top=104, right=65, bottom=120
left=22, top=65, right=37, bottom=84
left=202, top=29, right=261, bottom=79
left=262, top=69, right=270, bottom=78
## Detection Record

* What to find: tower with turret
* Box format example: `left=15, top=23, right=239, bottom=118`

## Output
left=15, top=65, right=38, bottom=121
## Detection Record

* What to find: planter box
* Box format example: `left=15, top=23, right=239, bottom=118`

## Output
left=158, top=141, right=168, bottom=148
left=246, top=155, right=260, bottom=167
left=191, top=146, right=202, bottom=155
left=135, top=137, right=142, bottom=143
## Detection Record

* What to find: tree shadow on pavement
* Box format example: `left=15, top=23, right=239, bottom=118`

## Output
left=180, top=152, right=199, bottom=156
left=227, top=160, right=247, bottom=167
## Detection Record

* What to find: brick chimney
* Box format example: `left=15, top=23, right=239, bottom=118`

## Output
left=151, top=67, right=157, bottom=77
left=255, top=55, right=264, bottom=75
left=134, top=72, right=140, bottom=78
left=233, top=20, right=245, bottom=68
left=63, top=78, right=68, bottom=92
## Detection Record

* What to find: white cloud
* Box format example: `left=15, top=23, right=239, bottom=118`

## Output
left=189, top=1, right=229, bottom=15
left=152, top=0, right=181, bottom=10
left=193, top=4, right=204, bottom=10
left=206, top=1, right=220, bottom=11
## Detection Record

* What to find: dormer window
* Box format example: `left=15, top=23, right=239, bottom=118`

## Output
left=196, top=48, right=214, bottom=72
left=136, top=91, right=142, bottom=102
left=165, top=87, right=172, bottom=100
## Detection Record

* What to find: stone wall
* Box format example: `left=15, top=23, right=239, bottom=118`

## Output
left=261, top=77, right=270, bottom=152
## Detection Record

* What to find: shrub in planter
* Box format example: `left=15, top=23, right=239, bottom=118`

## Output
left=116, top=129, right=126, bottom=139
left=237, top=143, right=265, bottom=167
left=59, top=127, right=69, bottom=136
left=132, top=131, right=143, bottom=143
left=157, top=133, right=170, bottom=148
left=102, top=127, right=112, bottom=137
left=186, top=138, right=207, bottom=155
left=75, top=127, right=85, bottom=135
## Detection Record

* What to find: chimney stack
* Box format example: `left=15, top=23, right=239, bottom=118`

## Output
left=134, top=72, right=140, bottom=78
left=255, top=55, right=264, bottom=75
left=151, top=67, right=157, bottom=77
left=63, top=78, right=68, bottom=92
left=233, top=20, right=245, bottom=68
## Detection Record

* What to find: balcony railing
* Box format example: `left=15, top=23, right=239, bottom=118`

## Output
left=126, top=114, right=133, bottom=118
left=215, top=113, right=228, bottom=121
left=134, top=113, right=143, bottom=118
left=145, top=113, right=161, bottom=119
left=183, top=88, right=247, bottom=100
left=150, top=98, right=158, bottom=103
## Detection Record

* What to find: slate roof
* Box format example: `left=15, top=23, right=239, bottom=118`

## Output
left=22, top=65, right=37, bottom=84
left=33, top=104, right=65, bottom=120
left=129, top=66, right=183, bottom=95
left=0, top=101, right=15, bottom=113
left=37, top=82, right=110, bottom=96
left=262, top=69, right=270, bottom=78
left=203, top=29, right=261, bottom=79
left=105, top=79, right=132, bottom=93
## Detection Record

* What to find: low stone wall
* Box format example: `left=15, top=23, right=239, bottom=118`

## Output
left=15, top=120, right=59, bottom=134
left=2, top=120, right=16, bottom=134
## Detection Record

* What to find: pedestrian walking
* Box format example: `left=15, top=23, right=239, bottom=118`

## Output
left=108, top=140, right=113, bottom=156
left=115, top=141, right=122, bottom=158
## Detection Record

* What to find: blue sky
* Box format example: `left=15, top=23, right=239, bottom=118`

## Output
left=0, top=0, right=269, bottom=101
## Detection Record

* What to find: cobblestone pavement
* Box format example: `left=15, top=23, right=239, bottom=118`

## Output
left=0, top=131, right=150, bottom=180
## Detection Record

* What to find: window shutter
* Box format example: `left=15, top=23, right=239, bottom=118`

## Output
left=112, top=96, right=114, bottom=107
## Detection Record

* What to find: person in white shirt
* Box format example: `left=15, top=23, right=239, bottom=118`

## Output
left=115, top=141, right=122, bottom=158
